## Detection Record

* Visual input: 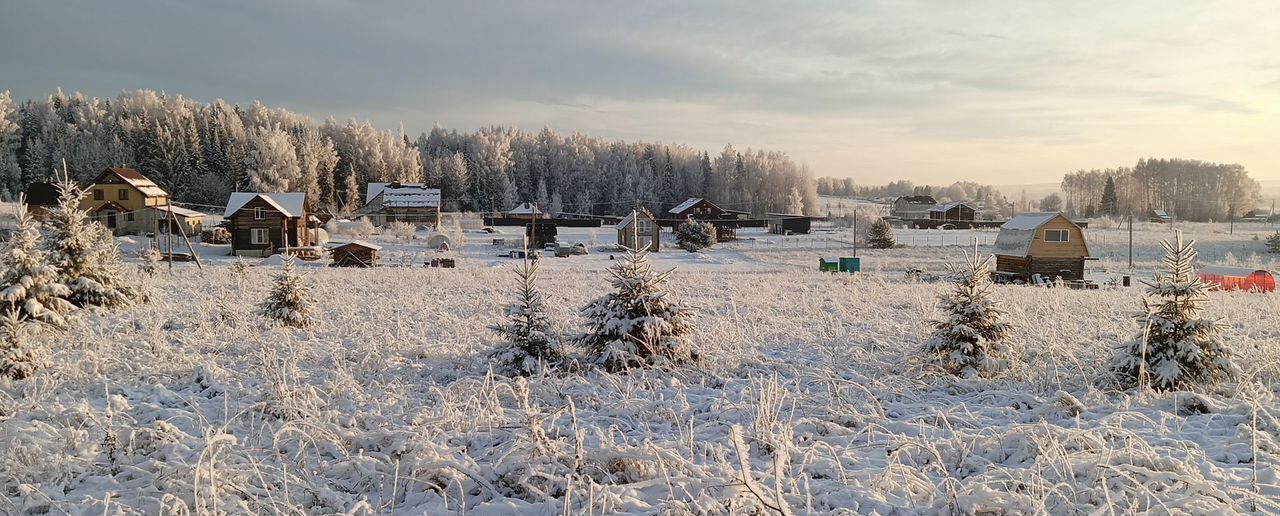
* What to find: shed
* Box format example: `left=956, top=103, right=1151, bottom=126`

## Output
left=766, top=213, right=812, bottom=235
left=993, top=212, right=1090, bottom=282
left=1149, top=209, right=1172, bottom=223
left=819, top=257, right=860, bottom=273
left=525, top=221, right=558, bottom=248
left=509, top=203, right=549, bottom=220
left=928, top=202, right=977, bottom=222
left=1197, top=266, right=1276, bottom=293
left=617, top=209, right=660, bottom=251
left=24, top=182, right=61, bottom=220
left=330, top=240, right=381, bottom=267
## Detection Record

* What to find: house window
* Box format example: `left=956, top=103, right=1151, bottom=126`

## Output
left=94, top=189, right=104, bottom=200
left=126, top=212, right=134, bottom=222
left=636, top=220, right=652, bottom=233
left=118, top=189, right=129, bottom=200
left=250, top=228, right=269, bottom=245
left=1044, top=229, right=1069, bottom=242
left=254, top=207, right=266, bottom=220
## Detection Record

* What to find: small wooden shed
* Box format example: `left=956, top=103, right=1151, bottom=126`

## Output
left=993, top=212, right=1090, bottom=282
left=330, top=240, right=381, bottom=267
left=617, top=209, right=660, bottom=251
left=1197, top=266, right=1276, bottom=292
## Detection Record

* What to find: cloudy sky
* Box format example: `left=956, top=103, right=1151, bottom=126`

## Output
left=3, top=0, right=1278, bottom=184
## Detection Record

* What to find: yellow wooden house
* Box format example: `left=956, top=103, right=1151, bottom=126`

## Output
left=80, top=168, right=204, bottom=236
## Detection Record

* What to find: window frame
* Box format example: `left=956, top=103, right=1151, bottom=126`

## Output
left=254, top=207, right=266, bottom=220
left=118, top=189, right=129, bottom=200
left=1044, top=229, right=1070, bottom=243
left=94, top=189, right=105, bottom=200
left=250, top=228, right=270, bottom=245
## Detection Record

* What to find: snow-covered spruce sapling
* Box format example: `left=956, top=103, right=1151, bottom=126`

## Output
left=0, top=308, right=42, bottom=380
left=0, top=201, right=74, bottom=326
left=489, top=258, right=563, bottom=376
left=675, top=217, right=717, bottom=252
left=258, top=255, right=317, bottom=330
left=1267, top=232, right=1280, bottom=253
left=866, top=218, right=895, bottom=249
left=1111, top=231, right=1238, bottom=391
left=577, top=247, right=698, bottom=371
left=44, top=175, right=134, bottom=308
left=921, top=250, right=1013, bottom=378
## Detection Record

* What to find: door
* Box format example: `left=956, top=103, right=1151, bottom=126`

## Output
left=104, top=210, right=118, bottom=229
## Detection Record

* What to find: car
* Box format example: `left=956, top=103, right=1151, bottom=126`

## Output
left=543, top=242, right=558, bottom=252
left=569, top=242, right=588, bottom=255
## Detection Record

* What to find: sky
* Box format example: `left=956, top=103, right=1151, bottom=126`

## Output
left=2, top=0, right=1278, bottom=185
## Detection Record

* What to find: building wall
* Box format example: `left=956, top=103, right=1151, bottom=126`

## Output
left=617, top=216, right=660, bottom=251
left=996, top=255, right=1085, bottom=281
left=81, top=181, right=167, bottom=235
left=1025, top=217, right=1088, bottom=259
left=228, top=197, right=306, bottom=255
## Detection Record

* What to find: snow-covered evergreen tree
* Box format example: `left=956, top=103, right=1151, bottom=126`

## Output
left=244, top=125, right=302, bottom=193
left=577, top=248, right=697, bottom=371
left=0, top=308, right=42, bottom=380
left=675, top=217, right=717, bottom=252
left=0, top=91, right=22, bottom=200
left=0, top=201, right=74, bottom=325
left=921, top=250, right=1013, bottom=378
left=44, top=176, right=134, bottom=308
left=1111, top=231, right=1237, bottom=391
left=258, top=255, right=316, bottom=329
left=867, top=218, right=895, bottom=249
left=489, top=258, right=562, bottom=376
left=1267, top=232, right=1280, bottom=253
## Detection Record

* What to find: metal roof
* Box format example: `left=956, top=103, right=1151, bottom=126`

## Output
left=224, top=192, right=306, bottom=218
left=993, top=213, right=1079, bottom=257
left=669, top=198, right=705, bottom=214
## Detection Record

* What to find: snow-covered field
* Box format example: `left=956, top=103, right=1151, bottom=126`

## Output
left=2, top=221, right=1279, bottom=514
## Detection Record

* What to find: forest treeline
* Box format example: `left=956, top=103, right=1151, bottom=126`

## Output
left=1060, top=159, right=1261, bottom=221
left=0, top=89, right=817, bottom=216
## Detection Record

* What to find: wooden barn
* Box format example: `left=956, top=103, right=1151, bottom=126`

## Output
left=928, top=202, right=977, bottom=222
left=224, top=192, right=309, bottom=257
left=617, top=209, right=660, bottom=251
left=330, top=240, right=381, bottom=267
left=767, top=213, right=812, bottom=235
left=1197, top=266, right=1276, bottom=293
left=992, top=212, right=1090, bottom=282
left=23, top=182, right=60, bottom=221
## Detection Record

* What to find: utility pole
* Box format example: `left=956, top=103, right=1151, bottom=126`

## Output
left=1127, top=213, right=1133, bottom=269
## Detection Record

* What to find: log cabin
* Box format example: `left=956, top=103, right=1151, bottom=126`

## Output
left=224, top=192, right=308, bottom=257
left=993, top=212, right=1090, bottom=282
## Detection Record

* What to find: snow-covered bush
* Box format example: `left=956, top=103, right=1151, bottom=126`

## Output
left=1110, top=231, right=1238, bottom=391
left=44, top=177, right=135, bottom=308
left=258, top=255, right=316, bottom=330
left=0, top=202, right=74, bottom=325
left=0, top=308, right=42, bottom=380
left=866, top=218, right=895, bottom=249
left=138, top=246, right=162, bottom=277
left=675, top=217, right=717, bottom=252
left=386, top=220, right=417, bottom=242
left=489, top=258, right=563, bottom=376
left=577, top=248, right=698, bottom=371
left=921, top=250, right=1013, bottom=378
left=1267, top=232, right=1280, bottom=253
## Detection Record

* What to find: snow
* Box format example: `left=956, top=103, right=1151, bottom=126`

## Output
left=1000, top=212, right=1064, bottom=231
left=668, top=198, right=703, bottom=215
left=366, top=183, right=441, bottom=208
left=5, top=218, right=1278, bottom=513
left=223, top=192, right=307, bottom=218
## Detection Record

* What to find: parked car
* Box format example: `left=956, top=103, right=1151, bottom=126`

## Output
left=569, top=242, right=588, bottom=255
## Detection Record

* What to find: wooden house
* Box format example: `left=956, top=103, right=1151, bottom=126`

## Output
left=617, top=209, right=660, bottom=251
left=23, top=182, right=60, bottom=221
left=928, top=202, right=977, bottom=222
left=890, top=195, right=937, bottom=220
left=224, top=192, right=309, bottom=257
left=668, top=198, right=740, bottom=240
left=358, top=182, right=441, bottom=226
left=509, top=203, right=549, bottom=220
left=1149, top=209, right=1172, bottom=223
left=81, top=168, right=194, bottom=235
left=992, top=212, right=1090, bottom=282
left=767, top=213, right=812, bottom=235
left=330, top=240, right=381, bottom=267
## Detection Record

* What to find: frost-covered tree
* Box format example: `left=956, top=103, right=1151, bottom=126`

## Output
left=0, top=91, right=22, bottom=199
left=244, top=125, right=302, bottom=193
left=1267, top=232, right=1280, bottom=254
left=675, top=217, right=717, bottom=252
left=489, top=258, right=562, bottom=376
left=0, top=202, right=74, bottom=325
left=0, top=308, right=41, bottom=380
left=258, top=255, right=316, bottom=329
left=922, top=251, right=1013, bottom=378
left=1111, top=231, right=1237, bottom=391
left=44, top=177, right=134, bottom=308
left=867, top=218, right=895, bottom=249
left=577, top=248, right=697, bottom=371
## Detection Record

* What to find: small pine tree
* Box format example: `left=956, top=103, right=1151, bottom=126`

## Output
left=258, top=255, right=316, bottom=329
left=139, top=246, right=162, bottom=277
left=921, top=250, right=1013, bottom=378
left=1111, top=231, right=1238, bottom=391
left=0, top=308, right=41, bottom=380
left=489, top=258, right=562, bottom=376
left=44, top=176, right=134, bottom=308
left=1100, top=177, right=1118, bottom=217
left=675, top=217, right=717, bottom=252
left=866, top=218, right=895, bottom=249
left=577, top=247, right=697, bottom=371
left=1267, top=232, right=1280, bottom=254
left=0, top=201, right=74, bottom=326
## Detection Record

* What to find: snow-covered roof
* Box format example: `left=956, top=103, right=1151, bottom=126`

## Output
left=223, top=192, right=306, bottom=218
left=616, top=210, right=654, bottom=229
left=1151, top=209, right=1170, bottom=218
left=895, top=195, right=936, bottom=205
left=669, top=198, right=705, bottom=214
left=929, top=201, right=975, bottom=212
left=331, top=240, right=382, bottom=250
left=508, top=203, right=540, bottom=215
left=95, top=168, right=170, bottom=198
left=365, top=182, right=439, bottom=205
left=152, top=204, right=206, bottom=218
left=1197, top=265, right=1272, bottom=278
left=381, top=187, right=441, bottom=208
left=993, top=213, right=1076, bottom=257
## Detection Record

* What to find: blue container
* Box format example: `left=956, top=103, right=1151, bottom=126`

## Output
left=839, top=257, right=861, bottom=273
